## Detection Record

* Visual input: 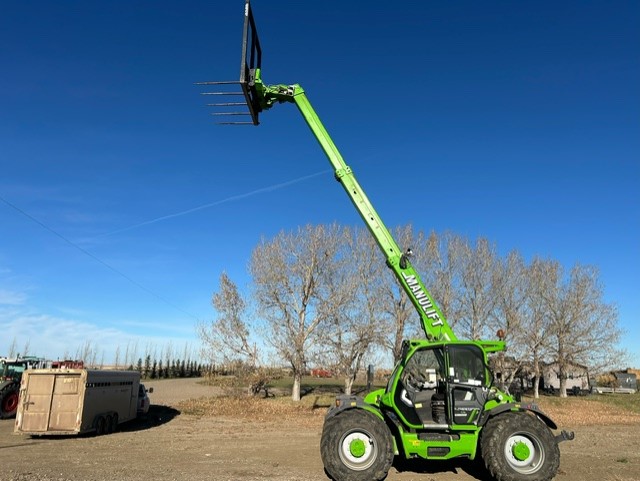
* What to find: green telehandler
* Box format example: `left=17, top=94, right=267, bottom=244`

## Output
left=200, top=2, right=574, bottom=480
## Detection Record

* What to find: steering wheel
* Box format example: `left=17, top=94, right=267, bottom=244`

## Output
left=405, top=370, right=426, bottom=391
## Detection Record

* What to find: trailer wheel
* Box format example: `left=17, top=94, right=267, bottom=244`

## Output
left=110, top=413, right=119, bottom=433
left=320, top=409, right=393, bottom=481
left=95, top=416, right=106, bottom=435
left=0, top=385, right=20, bottom=419
left=481, top=412, right=559, bottom=481
left=105, top=415, right=113, bottom=434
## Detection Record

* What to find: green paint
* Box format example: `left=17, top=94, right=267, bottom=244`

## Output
left=349, top=438, right=366, bottom=458
left=512, top=441, right=531, bottom=461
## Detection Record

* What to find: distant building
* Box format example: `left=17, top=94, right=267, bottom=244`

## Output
left=541, top=361, right=590, bottom=394
left=488, top=356, right=533, bottom=397
left=488, top=355, right=520, bottom=385
left=614, top=370, right=637, bottom=391
left=593, top=369, right=638, bottom=394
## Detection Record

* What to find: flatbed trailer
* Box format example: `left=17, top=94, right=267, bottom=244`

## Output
left=15, top=369, right=141, bottom=436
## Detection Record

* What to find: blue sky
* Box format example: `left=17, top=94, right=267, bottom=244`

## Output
left=1, top=1, right=638, bottom=367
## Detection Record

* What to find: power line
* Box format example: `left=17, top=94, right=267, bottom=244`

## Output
left=0, top=194, right=199, bottom=320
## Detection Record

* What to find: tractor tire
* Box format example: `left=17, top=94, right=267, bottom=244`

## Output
left=0, top=384, right=20, bottom=419
left=320, top=409, right=393, bottom=481
left=481, top=411, right=560, bottom=481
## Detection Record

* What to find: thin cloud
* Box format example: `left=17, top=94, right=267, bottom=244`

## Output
left=0, top=289, right=27, bottom=306
left=0, top=308, right=197, bottom=363
left=94, top=169, right=331, bottom=238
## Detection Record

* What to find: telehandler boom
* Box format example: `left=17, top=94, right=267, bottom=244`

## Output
left=200, top=3, right=574, bottom=480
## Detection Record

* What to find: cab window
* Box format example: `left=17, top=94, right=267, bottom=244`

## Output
left=402, top=348, right=445, bottom=390
left=448, top=345, right=487, bottom=386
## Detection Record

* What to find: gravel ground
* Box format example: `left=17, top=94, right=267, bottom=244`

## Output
left=2, top=378, right=639, bottom=481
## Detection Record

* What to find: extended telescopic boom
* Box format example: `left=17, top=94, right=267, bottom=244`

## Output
left=250, top=74, right=457, bottom=342
left=198, top=0, right=462, bottom=343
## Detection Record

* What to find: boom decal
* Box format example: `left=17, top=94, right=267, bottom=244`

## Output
left=402, top=273, right=444, bottom=326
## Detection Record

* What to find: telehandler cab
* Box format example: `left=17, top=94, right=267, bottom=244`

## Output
left=199, top=2, right=574, bottom=480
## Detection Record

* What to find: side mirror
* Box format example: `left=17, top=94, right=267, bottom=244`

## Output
left=147, top=387, right=154, bottom=394
left=400, top=340, right=411, bottom=362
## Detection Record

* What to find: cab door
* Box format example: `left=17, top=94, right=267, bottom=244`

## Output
left=390, top=346, right=447, bottom=428
left=445, top=344, right=490, bottom=426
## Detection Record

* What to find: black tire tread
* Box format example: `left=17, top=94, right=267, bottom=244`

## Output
left=481, top=411, right=560, bottom=481
left=0, top=384, right=20, bottom=419
left=95, top=415, right=106, bottom=435
left=320, top=409, right=393, bottom=481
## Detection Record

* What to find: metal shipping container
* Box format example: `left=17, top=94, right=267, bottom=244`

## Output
left=15, top=369, right=140, bottom=436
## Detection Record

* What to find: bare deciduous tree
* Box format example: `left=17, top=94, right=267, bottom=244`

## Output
left=522, top=258, right=555, bottom=398
left=7, top=337, right=17, bottom=358
left=22, top=339, right=30, bottom=357
left=453, top=237, right=498, bottom=340
left=424, top=231, right=458, bottom=327
left=319, top=227, right=388, bottom=394
left=205, top=221, right=625, bottom=401
left=123, top=340, right=139, bottom=369
left=250, top=224, right=343, bottom=401
left=198, top=272, right=258, bottom=368
left=491, top=250, right=528, bottom=391
left=542, top=263, right=623, bottom=397
left=114, top=345, right=121, bottom=369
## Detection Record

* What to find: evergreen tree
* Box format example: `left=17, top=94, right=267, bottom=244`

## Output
left=136, top=357, right=143, bottom=374
left=143, top=355, right=151, bottom=379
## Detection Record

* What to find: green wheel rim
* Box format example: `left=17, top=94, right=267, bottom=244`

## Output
left=504, top=433, right=545, bottom=474
left=339, top=430, right=378, bottom=471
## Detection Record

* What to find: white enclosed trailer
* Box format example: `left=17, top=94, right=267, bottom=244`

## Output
left=15, top=369, right=141, bottom=436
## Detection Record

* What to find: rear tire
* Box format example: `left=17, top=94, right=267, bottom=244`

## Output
left=320, top=409, right=393, bottom=481
left=105, top=415, right=113, bottom=434
left=110, top=413, right=119, bottom=433
left=0, top=385, right=20, bottom=419
left=95, top=416, right=106, bottom=435
left=481, top=411, right=560, bottom=481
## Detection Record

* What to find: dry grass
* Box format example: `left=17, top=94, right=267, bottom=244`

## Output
left=529, top=394, right=640, bottom=427
left=177, top=389, right=640, bottom=429
left=177, top=394, right=332, bottom=428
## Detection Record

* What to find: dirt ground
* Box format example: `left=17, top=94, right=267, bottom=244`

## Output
left=1, top=378, right=639, bottom=481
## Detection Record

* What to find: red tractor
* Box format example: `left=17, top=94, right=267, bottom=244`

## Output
left=0, top=355, right=46, bottom=418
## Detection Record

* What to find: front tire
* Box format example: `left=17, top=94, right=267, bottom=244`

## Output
left=0, top=385, right=20, bottom=419
left=481, top=411, right=560, bottom=481
left=320, top=409, right=393, bottom=481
